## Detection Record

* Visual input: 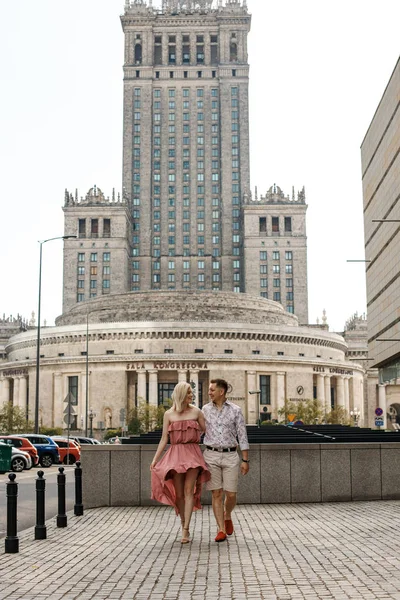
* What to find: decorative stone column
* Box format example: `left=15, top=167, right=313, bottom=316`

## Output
left=19, top=377, right=27, bottom=413
left=378, top=384, right=387, bottom=429
left=324, top=376, right=331, bottom=413
left=54, top=373, right=63, bottom=429
left=344, top=377, right=350, bottom=413
left=336, top=377, right=345, bottom=409
left=316, top=374, right=325, bottom=405
left=137, top=371, right=147, bottom=404
left=3, top=378, right=11, bottom=404
left=178, top=370, right=187, bottom=383
left=148, top=370, right=158, bottom=408
left=189, top=370, right=199, bottom=407
left=246, top=371, right=258, bottom=424
left=13, top=377, right=20, bottom=408
left=276, top=372, right=286, bottom=415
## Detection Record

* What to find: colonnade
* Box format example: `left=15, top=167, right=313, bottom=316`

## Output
left=245, top=371, right=365, bottom=424
left=133, top=368, right=201, bottom=407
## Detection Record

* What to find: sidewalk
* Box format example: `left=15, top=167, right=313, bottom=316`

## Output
left=1, top=502, right=400, bottom=600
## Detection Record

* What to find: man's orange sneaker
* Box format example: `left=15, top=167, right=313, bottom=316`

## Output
left=225, top=519, right=234, bottom=536
left=215, top=531, right=227, bottom=542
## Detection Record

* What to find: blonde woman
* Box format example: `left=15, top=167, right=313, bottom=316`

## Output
left=150, top=382, right=210, bottom=544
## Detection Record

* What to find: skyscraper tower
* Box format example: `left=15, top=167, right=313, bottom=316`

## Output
left=121, top=0, right=251, bottom=293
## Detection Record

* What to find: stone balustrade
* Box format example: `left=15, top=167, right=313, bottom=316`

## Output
left=81, top=442, right=400, bottom=508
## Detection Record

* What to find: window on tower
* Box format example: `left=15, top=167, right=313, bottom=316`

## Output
left=78, top=219, right=86, bottom=238
left=154, top=35, right=162, bottom=65
left=135, top=44, right=142, bottom=64
left=272, top=217, right=279, bottom=233
left=230, top=42, right=238, bottom=62
left=285, top=216, right=292, bottom=232
left=103, top=219, right=110, bottom=238
left=91, top=219, right=98, bottom=238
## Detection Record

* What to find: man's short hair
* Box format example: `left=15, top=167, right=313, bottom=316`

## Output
left=210, top=378, right=229, bottom=394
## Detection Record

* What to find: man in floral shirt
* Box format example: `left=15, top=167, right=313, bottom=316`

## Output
left=202, top=378, right=249, bottom=542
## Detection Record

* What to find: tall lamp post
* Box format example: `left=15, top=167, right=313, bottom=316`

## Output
left=85, top=307, right=107, bottom=436
left=34, top=235, right=76, bottom=434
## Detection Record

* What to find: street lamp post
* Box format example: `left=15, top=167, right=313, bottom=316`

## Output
left=350, top=408, right=361, bottom=426
left=34, top=235, right=76, bottom=434
left=85, top=312, right=90, bottom=437
left=89, top=409, right=96, bottom=438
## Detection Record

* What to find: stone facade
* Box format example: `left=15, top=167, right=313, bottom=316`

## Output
left=361, top=57, right=400, bottom=427
left=62, top=187, right=132, bottom=313
left=121, top=0, right=251, bottom=294
left=1, top=291, right=365, bottom=433
left=243, top=184, right=308, bottom=324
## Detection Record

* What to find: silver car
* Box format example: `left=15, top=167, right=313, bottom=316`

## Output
left=0, top=442, right=32, bottom=472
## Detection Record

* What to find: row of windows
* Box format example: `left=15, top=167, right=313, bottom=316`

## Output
left=260, top=251, right=292, bottom=261
left=77, top=278, right=113, bottom=289
left=148, top=69, right=236, bottom=80
left=262, top=265, right=294, bottom=274
left=77, top=266, right=110, bottom=275
left=78, top=218, right=111, bottom=239
left=259, top=275, right=294, bottom=286
left=147, top=260, right=240, bottom=270
left=259, top=216, right=292, bottom=234
left=78, top=252, right=110, bottom=262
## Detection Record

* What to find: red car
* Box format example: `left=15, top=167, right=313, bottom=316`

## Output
left=0, top=436, right=40, bottom=466
left=51, top=438, right=81, bottom=464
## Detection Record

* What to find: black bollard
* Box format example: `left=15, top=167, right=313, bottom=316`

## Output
left=35, top=471, right=46, bottom=540
left=5, top=473, right=19, bottom=553
left=74, top=461, right=84, bottom=516
left=56, top=467, right=67, bottom=528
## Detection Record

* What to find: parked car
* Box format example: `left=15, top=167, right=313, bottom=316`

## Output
left=0, top=436, right=39, bottom=466
left=0, top=441, right=32, bottom=472
left=71, top=436, right=101, bottom=446
left=51, top=437, right=81, bottom=464
left=18, top=434, right=60, bottom=467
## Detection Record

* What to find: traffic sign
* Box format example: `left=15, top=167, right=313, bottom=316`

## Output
left=375, top=418, right=384, bottom=427
left=287, top=413, right=296, bottom=422
left=294, top=420, right=304, bottom=426
left=375, top=407, right=383, bottom=417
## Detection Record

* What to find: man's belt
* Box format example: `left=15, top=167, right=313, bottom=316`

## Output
left=206, top=446, right=237, bottom=453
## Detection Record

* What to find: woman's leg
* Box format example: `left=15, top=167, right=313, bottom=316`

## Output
left=172, top=472, right=185, bottom=525
left=183, top=468, right=200, bottom=531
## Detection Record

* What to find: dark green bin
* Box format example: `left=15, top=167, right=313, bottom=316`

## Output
left=0, top=444, right=12, bottom=473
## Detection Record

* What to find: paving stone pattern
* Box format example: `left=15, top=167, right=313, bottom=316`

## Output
left=1, top=503, right=400, bottom=599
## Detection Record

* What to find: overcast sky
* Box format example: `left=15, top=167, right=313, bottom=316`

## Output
left=0, top=0, right=399, bottom=332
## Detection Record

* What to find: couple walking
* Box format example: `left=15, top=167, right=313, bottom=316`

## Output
left=150, top=378, right=249, bottom=544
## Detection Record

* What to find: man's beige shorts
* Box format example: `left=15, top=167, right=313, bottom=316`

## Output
left=203, top=449, right=240, bottom=492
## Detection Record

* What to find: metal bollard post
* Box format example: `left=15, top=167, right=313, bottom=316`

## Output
left=56, top=467, right=67, bottom=528
left=35, top=471, right=46, bottom=540
left=74, top=461, right=84, bottom=516
left=5, top=473, right=19, bottom=553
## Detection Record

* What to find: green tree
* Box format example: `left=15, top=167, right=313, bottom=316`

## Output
left=278, top=398, right=324, bottom=424
left=326, top=406, right=351, bottom=425
left=127, top=400, right=169, bottom=434
left=0, top=402, right=33, bottom=434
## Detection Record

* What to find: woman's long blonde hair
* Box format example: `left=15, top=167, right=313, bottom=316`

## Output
left=171, top=382, right=191, bottom=413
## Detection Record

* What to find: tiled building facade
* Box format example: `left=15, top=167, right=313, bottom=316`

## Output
left=362, top=56, right=400, bottom=428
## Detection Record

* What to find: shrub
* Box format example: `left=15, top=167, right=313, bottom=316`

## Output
left=40, top=427, right=63, bottom=436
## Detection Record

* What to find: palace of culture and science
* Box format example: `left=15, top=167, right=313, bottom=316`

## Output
left=1, top=1, right=370, bottom=433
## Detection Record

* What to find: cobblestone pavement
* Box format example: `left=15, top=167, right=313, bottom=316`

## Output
left=1, top=502, right=400, bottom=599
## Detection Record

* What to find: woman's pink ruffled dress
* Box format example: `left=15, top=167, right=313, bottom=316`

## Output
left=151, top=419, right=211, bottom=514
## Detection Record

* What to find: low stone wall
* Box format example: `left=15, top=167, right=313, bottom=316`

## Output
left=81, top=443, right=400, bottom=508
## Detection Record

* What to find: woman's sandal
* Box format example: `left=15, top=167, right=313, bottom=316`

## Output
left=181, top=527, right=191, bottom=544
